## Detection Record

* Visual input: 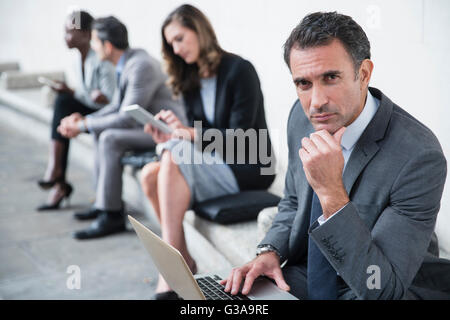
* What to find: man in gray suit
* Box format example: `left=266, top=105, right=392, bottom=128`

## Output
left=58, top=16, right=185, bottom=240
left=221, top=12, right=449, bottom=299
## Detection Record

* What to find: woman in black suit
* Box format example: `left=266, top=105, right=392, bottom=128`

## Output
left=140, top=4, right=275, bottom=299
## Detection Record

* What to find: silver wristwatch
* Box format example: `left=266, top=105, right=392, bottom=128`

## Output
left=77, top=118, right=88, bottom=133
left=256, top=244, right=281, bottom=259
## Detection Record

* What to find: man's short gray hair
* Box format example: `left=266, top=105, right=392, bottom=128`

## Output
left=284, top=12, right=371, bottom=75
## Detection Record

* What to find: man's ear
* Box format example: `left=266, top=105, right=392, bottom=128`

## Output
left=104, top=40, right=114, bottom=56
left=83, top=30, right=92, bottom=41
left=81, top=30, right=91, bottom=44
left=358, top=59, right=374, bottom=90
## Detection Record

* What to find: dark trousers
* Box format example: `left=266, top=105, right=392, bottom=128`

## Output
left=51, top=93, right=95, bottom=179
left=282, top=262, right=355, bottom=299
left=51, top=93, right=94, bottom=140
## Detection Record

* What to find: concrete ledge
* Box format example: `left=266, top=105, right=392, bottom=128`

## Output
left=0, top=62, right=20, bottom=74
left=184, top=211, right=258, bottom=267
left=257, top=206, right=278, bottom=243
left=0, top=71, right=64, bottom=89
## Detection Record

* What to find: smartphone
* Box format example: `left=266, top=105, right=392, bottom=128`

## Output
left=38, top=76, right=63, bottom=90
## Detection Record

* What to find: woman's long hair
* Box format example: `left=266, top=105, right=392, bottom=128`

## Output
left=161, top=4, right=224, bottom=96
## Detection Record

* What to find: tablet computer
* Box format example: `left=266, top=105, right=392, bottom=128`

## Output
left=123, top=104, right=173, bottom=134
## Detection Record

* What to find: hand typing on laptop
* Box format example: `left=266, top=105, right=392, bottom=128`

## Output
left=128, top=215, right=297, bottom=300
left=220, top=251, right=291, bottom=296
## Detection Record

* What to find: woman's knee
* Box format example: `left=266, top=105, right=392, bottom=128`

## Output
left=54, top=92, right=72, bottom=105
left=53, top=93, right=76, bottom=116
left=157, top=151, right=185, bottom=192
left=140, top=161, right=160, bottom=190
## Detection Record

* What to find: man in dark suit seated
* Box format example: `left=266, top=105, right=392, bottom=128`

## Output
left=58, top=16, right=185, bottom=240
left=221, top=11, right=450, bottom=299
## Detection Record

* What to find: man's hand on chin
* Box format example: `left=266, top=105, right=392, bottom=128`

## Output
left=298, top=126, right=349, bottom=218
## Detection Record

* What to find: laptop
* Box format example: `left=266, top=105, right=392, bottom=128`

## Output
left=128, top=215, right=298, bottom=300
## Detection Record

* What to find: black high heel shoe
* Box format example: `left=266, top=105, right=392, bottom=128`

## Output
left=37, top=177, right=63, bottom=190
left=37, top=183, right=73, bottom=211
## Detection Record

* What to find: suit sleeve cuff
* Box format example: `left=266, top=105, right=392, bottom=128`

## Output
left=317, top=202, right=350, bottom=226
left=309, top=202, right=370, bottom=269
left=82, top=116, right=94, bottom=133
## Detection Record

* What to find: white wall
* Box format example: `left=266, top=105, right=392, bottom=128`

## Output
left=1, top=0, right=449, bottom=253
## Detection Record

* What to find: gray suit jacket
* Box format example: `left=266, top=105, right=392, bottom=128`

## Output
left=86, top=48, right=186, bottom=135
left=73, top=48, right=116, bottom=110
left=260, top=87, right=450, bottom=299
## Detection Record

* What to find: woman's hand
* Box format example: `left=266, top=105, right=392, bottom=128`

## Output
left=144, top=122, right=171, bottom=144
left=53, top=81, right=74, bottom=96
left=90, top=90, right=109, bottom=105
left=144, top=110, right=195, bottom=144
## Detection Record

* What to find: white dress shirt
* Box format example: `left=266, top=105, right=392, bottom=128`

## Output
left=200, top=76, right=217, bottom=124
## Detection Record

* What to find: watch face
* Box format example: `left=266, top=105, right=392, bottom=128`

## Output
left=257, top=245, right=281, bottom=260
left=257, top=246, right=270, bottom=255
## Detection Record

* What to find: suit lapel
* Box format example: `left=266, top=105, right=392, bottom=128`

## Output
left=213, top=53, right=228, bottom=126
left=342, top=87, right=393, bottom=195
left=343, top=141, right=379, bottom=194
left=118, top=49, right=133, bottom=102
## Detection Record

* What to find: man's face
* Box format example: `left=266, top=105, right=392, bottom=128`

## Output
left=64, top=19, right=89, bottom=49
left=90, top=30, right=108, bottom=61
left=289, top=39, right=368, bottom=134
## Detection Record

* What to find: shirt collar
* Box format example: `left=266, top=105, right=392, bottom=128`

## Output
left=341, top=89, right=380, bottom=151
left=84, top=48, right=94, bottom=61
left=116, top=51, right=126, bottom=74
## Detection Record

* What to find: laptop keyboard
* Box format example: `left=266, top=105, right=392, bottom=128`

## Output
left=196, top=275, right=249, bottom=300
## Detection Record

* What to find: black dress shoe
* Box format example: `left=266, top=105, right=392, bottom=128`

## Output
left=73, top=211, right=126, bottom=240
left=73, top=207, right=102, bottom=220
left=152, top=291, right=183, bottom=300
